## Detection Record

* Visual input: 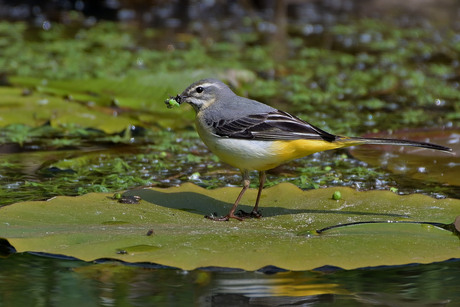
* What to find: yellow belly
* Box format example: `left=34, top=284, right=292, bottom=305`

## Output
left=269, top=139, right=344, bottom=163
left=198, top=133, right=342, bottom=172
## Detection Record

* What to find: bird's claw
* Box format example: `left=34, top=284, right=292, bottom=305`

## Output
left=236, top=209, right=262, bottom=219
left=204, top=212, right=244, bottom=221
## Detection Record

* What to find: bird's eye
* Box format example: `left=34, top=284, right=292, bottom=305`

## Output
left=196, top=86, right=204, bottom=93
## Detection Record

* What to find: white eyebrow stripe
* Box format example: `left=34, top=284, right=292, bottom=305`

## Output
left=196, top=82, right=222, bottom=89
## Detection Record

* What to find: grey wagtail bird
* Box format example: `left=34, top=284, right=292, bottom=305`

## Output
left=166, top=78, right=452, bottom=221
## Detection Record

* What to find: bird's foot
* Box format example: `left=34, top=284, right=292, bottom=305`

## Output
left=236, top=209, right=262, bottom=219
left=204, top=213, right=243, bottom=221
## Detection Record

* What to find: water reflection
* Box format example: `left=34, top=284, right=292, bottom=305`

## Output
left=0, top=253, right=458, bottom=306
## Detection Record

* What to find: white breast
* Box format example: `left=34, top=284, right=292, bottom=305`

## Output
left=195, top=117, right=282, bottom=171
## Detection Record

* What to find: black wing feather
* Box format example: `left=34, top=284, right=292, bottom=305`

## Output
left=213, top=110, right=337, bottom=142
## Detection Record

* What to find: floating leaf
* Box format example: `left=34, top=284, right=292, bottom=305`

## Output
left=0, top=183, right=459, bottom=271
left=0, top=86, right=137, bottom=133
left=6, top=71, right=214, bottom=130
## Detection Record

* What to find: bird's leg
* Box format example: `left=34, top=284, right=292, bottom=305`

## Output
left=235, top=171, right=264, bottom=219
left=205, top=170, right=250, bottom=221
left=251, top=171, right=265, bottom=218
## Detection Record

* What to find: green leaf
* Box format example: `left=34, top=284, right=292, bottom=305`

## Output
left=5, top=71, right=214, bottom=130
left=1, top=183, right=459, bottom=270
left=0, top=86, right=137, bottom=133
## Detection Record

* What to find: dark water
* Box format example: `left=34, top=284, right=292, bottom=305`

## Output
left=0, top=253, right=458, bottom=306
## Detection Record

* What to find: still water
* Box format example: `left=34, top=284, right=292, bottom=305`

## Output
left=0, top=253, right=458, bottom=306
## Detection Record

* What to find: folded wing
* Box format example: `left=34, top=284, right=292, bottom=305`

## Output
left=212, top=110, right=337, bottom=142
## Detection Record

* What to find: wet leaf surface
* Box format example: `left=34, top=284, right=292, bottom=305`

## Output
left=1, top=183, right=459, bottom=271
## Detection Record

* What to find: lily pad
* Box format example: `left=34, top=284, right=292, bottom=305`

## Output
left=0, top=183, right=459, bottom=271
left=0, top=86, right=138, bottom=134
left=350, top=128, right=460, bottom=186
left=8, top=73, right=192, bottom=109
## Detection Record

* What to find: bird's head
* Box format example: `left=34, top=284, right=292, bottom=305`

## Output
left=173, top=79, right=232, bottom=112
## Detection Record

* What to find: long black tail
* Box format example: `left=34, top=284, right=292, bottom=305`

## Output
left=336, top=136, right=452, bottom=152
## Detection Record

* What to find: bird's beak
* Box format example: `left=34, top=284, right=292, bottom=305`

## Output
left=174, top=94, right=183, bottom=104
